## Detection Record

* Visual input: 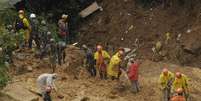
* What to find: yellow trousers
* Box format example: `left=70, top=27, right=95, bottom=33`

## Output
left=24, top=29, right=30, bottom=43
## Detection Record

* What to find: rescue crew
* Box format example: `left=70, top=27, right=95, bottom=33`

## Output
left=29, top=13, right=40, bottom=49
left=107, top=48, right=124, bottom=80
left=172, top=72, right=189, bottom=100
left=58, top=14, right=69, bottom=44
left=37, top=73, right=57, bottom=101
left=15, top=10, right=31, bottom=47
left=128, top=59, right=141, bottom=93
left=159, top=68, right=174, bottom=101
left=94, top=44, right=110, bottom=79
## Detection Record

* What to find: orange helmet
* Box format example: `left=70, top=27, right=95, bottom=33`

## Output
left=97, top=45, right=102, bottom=51
left=176, top=88, right=183, bottom=94
left=162, top=68, right=168, bottom=75
left=176, top=72, right=182, bottom=78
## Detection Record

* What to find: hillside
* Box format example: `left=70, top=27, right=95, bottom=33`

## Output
left=1, top=0, right=201, bottom=101
left=78, top=0, right=201, bottom=67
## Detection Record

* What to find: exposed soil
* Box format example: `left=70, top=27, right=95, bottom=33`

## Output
left=2, top=47, right=201, bottom=101
left=78, top=0, right=201, bottom=68
left=2, top=0, right=201, bottom=101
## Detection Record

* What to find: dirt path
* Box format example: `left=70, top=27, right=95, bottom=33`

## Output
left=8, top=60, right=201, bottom=101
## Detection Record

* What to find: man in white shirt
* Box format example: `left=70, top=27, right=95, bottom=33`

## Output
left=37, top=73, right=57, bottom=97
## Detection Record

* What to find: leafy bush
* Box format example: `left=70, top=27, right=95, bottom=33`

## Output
left=0, top=26, right=15, bottom=89
left=0, top=64, right=9, bottom=89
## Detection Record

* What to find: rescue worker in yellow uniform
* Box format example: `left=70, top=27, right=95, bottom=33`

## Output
left=159, top=68, right=174, bottom=101
left=94, top=45, right=110, bottom=79
left=172, top=72, right=189, bottom=101
left=107, top=49, right=124, bottom=80
left=17, top=10, right=31, bottom=47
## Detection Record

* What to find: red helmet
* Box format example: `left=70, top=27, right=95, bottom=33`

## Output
left=176, top=72, right=182, bottom=78
left=162, top=68, right=168, bottom=75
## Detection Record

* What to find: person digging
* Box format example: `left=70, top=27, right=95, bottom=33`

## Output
left=36, top=73, right=64, bottom=100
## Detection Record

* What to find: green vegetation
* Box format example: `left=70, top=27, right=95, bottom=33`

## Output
left=0, top=64, right=9, bottom=89
left=0, top=10, right=16, bottom=89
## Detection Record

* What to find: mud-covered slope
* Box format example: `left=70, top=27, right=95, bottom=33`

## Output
left=2, top=45, right=200, bottom=101
left=8, top=58, right=201, bottom=101
left=78, top=0, right=201, bottom=67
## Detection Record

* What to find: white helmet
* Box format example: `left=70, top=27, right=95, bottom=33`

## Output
left=30, top=13, right=36, bottom=18
left=62, top=14, right=68, bottom=19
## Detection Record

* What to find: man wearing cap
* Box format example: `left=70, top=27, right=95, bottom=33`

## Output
left=159, top=68, right=174, bottom=101
left=171, top=88, right=186, bottom=101
left=128, top=59, right=141, bottom=93
left=94, top=45, right=110, bottom=79
left=58, top=14, right=69, bottom=44
left=29, top=13, right=40, bottom=49
left=37, top=73, right=57, bottom=100
left=107, top=49, right=124, bottom=80
left=172, top=72, right=189, bottom=100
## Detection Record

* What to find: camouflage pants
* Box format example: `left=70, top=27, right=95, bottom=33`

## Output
left=162, top=88, right=171, bottom=101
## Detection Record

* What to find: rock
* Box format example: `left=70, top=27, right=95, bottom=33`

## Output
left=124, top=48, right=131, bottom=53
left=177, top=34, right=182, bottom=41
left=32, top=63, right=39, bottom=68
left=99, top=6, right=103, bottom=11
left=80, top=97, right=90, bottom=101
left=186, top=29, right=192, bottom=33
left=27, top=66, right=33, bottom=72
left=128, top=25, right=134, bottom=30
left=121, top=37, right=124, bottom=41
left=1, top=83, right=39, bottom=101
left=15, top=53, right=25, bottom=60
left=4, top=62, right=9, bottom=68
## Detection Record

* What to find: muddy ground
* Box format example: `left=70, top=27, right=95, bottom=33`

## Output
left=1, top=46, right=200, bottom=101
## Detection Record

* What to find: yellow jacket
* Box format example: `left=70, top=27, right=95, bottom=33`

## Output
left=94, top=50, right=110, bottom=61
left=172, top=74, right=189, bottom=92
left=107, top=54, right=121, bottom=78
left=19, top=14, right=31, bottom=30
left=159, top=71, right=174, bottom=89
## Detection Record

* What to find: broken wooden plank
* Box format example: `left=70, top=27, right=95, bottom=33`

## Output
left=79, top=2, right=102, bottom=18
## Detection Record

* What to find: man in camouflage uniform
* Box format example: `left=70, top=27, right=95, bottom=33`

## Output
left=29, top=13, right=40, bottom=49
left=49, top=38, right=58, bottom=72
left=39, top=31, right=52, bottom=59
left=57, top=41, right=66, bottom=65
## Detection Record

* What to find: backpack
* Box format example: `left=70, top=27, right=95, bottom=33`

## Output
left=15, top=17, right=26, bottom=31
